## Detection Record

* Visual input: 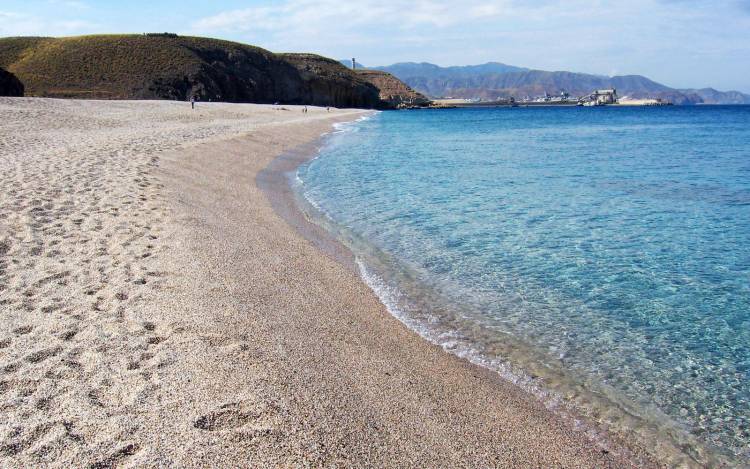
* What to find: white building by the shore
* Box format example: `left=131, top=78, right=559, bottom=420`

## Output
left=592, top=89, right=618, bottom=105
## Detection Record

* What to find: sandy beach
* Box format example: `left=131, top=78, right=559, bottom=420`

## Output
left=0, top=98, right=657, bottom=467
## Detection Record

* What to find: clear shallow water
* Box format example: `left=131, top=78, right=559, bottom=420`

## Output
left=296, top=106, right=750, bottom=465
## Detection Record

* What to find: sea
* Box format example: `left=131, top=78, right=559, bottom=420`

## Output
left=293, top=106, right=750, bottom=466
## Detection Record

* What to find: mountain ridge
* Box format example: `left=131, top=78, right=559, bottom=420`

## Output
left=346, top=61, right=750, bottom=104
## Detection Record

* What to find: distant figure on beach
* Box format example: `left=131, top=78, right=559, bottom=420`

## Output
left=190, top=96, right=195, bottom=110
left=326, top=106, right=330, bottom=112
left=303, top=106, right=308, bottom=114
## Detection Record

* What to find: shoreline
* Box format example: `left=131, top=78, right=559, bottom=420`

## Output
left=256, top=114, right=668, bottom=468
left=1, top=98, right=658, bottom=467
left=262, top=113, right=742, bottom=468
left=256, top=134, right=360, bottom=274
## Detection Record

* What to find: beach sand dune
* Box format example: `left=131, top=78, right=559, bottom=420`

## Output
left=0, top=98, right=653, bottom=467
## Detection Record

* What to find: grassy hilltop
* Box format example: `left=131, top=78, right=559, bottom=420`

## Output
left=0, top=34, right=416, bottom=108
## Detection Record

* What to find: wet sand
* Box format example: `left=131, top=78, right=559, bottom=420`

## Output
left=0, top=98, right=656, bottom=467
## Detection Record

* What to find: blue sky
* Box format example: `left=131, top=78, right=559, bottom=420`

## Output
left=2, top=0, right=749, bottom=92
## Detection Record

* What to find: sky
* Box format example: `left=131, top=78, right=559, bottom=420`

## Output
left=1, top=0, right=749, bottom=92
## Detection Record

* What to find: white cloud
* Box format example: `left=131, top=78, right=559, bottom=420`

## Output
left=192, top=0, right=517, bottom=33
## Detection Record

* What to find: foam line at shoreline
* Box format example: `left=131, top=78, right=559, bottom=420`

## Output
left=268, top=111, right=735, bottom=469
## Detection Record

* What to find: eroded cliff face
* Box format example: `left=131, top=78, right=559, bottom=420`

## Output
left=0, top=68, right=23, bottom=96
left=278, top=54, right=381, bottom=108
left=355, top=70, right=431, bottom=108
left=141, top=45, right=311, bottom=104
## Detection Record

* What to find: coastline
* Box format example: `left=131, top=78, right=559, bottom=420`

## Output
left=1, top=98, right=653, bottom=467
left=256, top=115, right=665, bottom=467
left=264, top=112, right=743, bottom=468
left=256, top=133, right=361, bottom=274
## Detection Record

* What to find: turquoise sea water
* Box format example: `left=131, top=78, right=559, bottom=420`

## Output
left=295, top=106, right=750, bottom=465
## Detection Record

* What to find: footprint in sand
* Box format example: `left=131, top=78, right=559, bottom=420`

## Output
left=58, top=329, right=78, bottom=341
left=13, top=325, right=33, bottom=335
left=194, top=405, right=256, bottom=432
left=193, top=400, right=279, bottom=433
left=145, top=336, right=163, bottom=346
left=88, top=443, right=139, bottom=469
left=0, top=422, right=53, bottom=457
left=25, top=347, right=63, bottom=364
left=41, top=303, right=63, bottom=314
left=3, top=362, right=22, bottom=374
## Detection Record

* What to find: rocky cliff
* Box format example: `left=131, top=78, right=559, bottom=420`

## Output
left=679, top=88, right=750, bottom=105
left=0, top=67, right=23, bottom=96
left=355, top=70, right=431, bottom=108
left=278, top=54, right=380, bottom=108
left=0, top=35, right=385, bottom=108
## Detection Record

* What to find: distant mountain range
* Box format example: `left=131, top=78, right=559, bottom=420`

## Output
left=343, top=61, right=750, bottom=105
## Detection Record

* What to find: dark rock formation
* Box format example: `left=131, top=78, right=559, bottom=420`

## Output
left=355, top=70, right=431, bottom=108
left=141, top=44, right=310, bottom=104
left=0, top=68, right=23, bottom=96
left=278, top=54, right=381, bottom=108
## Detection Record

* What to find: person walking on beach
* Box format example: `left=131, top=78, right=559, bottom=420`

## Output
left=190, top=96, right=195, bottom=110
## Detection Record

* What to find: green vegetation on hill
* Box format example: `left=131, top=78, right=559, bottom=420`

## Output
left=0, top=34, right=391, bottom=107
left=0, top=35, right=287, bottom=100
